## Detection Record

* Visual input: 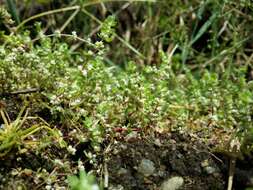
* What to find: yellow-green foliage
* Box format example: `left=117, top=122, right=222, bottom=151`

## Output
left=0, top=106, right=66, bottom=157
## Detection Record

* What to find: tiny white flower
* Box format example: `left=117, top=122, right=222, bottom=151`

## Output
left=87, top=64, right=93, bottom=70
left=71, top=31, right=77, bottom=36
left=39, top=31, right=45, bottom=38
left=54, top=159, right=64, bottom=167
left=0, top=124, right=4, bottom=129
left=54, top=30, right=61, bottom=38
left=87, top=38, right=91, bottom=43
left=79, top=109, right=86, bottom=115
left=82, top=69, right=87, bottom=76
left=45, top=185, right=52, bottom=190
left=71, top=31, right=77, bottom=40
left=95, top=41, right=104, bottom=49
left=87, top=50, right=94, bottom=56
left=91, top=184, right=100, bottom=190
left=78, top=160, right=85, bottom=171
left=67, top=145, right=76, bottom=155
left=70, top=99, right=81, bottom=106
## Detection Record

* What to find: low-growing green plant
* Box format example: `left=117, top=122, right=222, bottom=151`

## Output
left=1, top=14, right=253, bottom=157
left=48, top=47, right=253, bottom=153
left=68, top=170, right=99, bottom=190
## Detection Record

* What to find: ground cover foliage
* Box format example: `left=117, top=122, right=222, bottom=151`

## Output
left=0, top=0, right=253, bottom=189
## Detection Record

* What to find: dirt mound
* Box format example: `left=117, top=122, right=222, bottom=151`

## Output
left=107, top=132, right=226, bottom=190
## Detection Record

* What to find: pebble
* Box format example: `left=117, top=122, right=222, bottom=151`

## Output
left=204, top=166, right=217, bottom=175
left=249, top=176, right=253, bottom=186
left=125, top=131, right=138, bottom=142
left=137, top=159, right=155, bottom=177
left=117, top=168, right=128, bottom=175
left=201, top=160, right=218, bottom=175
left=154, top=139, right=162, bottom=147
left=160, top=176, right=184, bottom=190
left=109, top=185, right=124, bottom=190
left=201, top=159, right=209, bottom=167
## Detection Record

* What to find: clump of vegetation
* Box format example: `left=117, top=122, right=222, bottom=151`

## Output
left=0, top=105, right=66, bottom=158
left=68, top=170, right=99, bottom=190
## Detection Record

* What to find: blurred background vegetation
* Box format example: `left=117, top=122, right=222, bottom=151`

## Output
left=1, top=0, right=253, bottom=77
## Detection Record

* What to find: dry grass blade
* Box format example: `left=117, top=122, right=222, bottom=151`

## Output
left=15, top=0, right=156, bottom=32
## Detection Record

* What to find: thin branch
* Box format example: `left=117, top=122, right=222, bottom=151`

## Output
left=1, top=88, right=41, bottom=97
left=227, top=158, right=236, bottom=190
left=15, top=0, right=156, bottom=32
left=32, top=33, right=95, bottom=47
left=60, top=8, right=80, bottom=33
left=104, top=162, right=109, bottom=188
left=15, top=6, right=80, bottom=31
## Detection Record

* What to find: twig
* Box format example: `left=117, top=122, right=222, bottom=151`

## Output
left=15, top=6, right=80, bottom=31
left=193, top=147, right=224, bottom=164
left=60, top=8, right=80, bottom=32
left=9, top=88, right=41, bottom=95
left=104, top=162, right=109, bottom=188
left=35, top=167, right=58, bottom=189
left=0, top=88, right=41, bottom=96
left=32, top=33, right=95, bottom=47
left=227, top=158, right=236, bottom=190
left=227, top=138, right=241, bottom=190
left=0, top=101, right=6, bottom=109
left=15, top=0, right=156, bottom=32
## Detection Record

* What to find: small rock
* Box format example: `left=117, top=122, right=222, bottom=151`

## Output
left=183, top=144, right=188, bottom=151
left=160, top=176, right=184, bottom=190
left=117, top=168, right=128, bottom=175
left=249, top=176, right=253, bottom=186
left=91, top=184, right=100, bottom=190
left=112, top=148, right=120, bottom=155
left=201, top=159, right=209, bottom=168
left=204, top=166, right=217, bottom=175
left=171, top=144, right=177, bottom=151
left=137, top=159, right=155, bottom=177
left=109, top=185, right=124, bottom=190
left=176, top=153, right=183, bottom=159
left=120, top=144, right=128, bottom=150
left=170, top=159, right=187, bottom=175
left=154, top=139, right=162, bottom=147
left=125, top=131, right=138, bottom=142
left=158, top=165, right=167, bottom=177
left=169, top=139, right=177, bottom=144
left=143, top=178, right=153, bottom=184
left=158, top=171, right=165, bottom=177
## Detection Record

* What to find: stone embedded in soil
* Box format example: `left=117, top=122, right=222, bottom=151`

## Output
left=91, top=184, right=100, bottom=190
left=154, top=138, right=162, bottom=147
left=137, top=159, right=155, bottom=177
left=125, top=131, right=138, bottom=142
left=201, top=159, right=209, bottom=167
left=169, top=158, right=187, bottom=175
left=108, top=185, right=124, bottom=190
left=160, top=176, right=184, bottom=190
left=204, top=166, right=217, bottom=175
left=249, top=176, right=253, bottom=186
left=201, top=159, right=219, bottom=175
left=117, top=168, right=129, bottom=175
